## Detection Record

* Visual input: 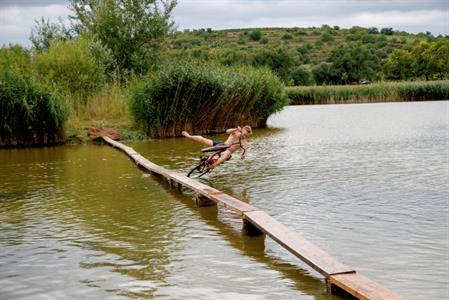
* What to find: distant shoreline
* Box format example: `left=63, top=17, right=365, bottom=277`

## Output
left=286, top=80, right=449, bottom=105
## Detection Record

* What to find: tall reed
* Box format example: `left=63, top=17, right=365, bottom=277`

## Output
left=131, top=62, right=289, bottom=137
left=286, top=81, right=449, bottom=105
left=0, top=69, right=68, bottom=146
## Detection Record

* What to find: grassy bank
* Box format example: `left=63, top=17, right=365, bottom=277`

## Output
left=286, top=80, right=449, bottom=105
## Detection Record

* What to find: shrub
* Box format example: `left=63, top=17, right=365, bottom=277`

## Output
left=381, top=28, right=394, bottom=35
left=0, top=69, right=68, bottom=146
left=320, top=32, right=334, bottom=43
left=252, top=47, right=297, bottom=83
left=249, top=31, right=262, bottom=41
left=33, top=37, right=106, bottom=103
left=282, top=33, right=293, bottom=40
left=289, top=67, right=314, bottom=86
left=0, top=45, right=32, bottom=76
left=130, top=62, right=289, bottom=137
left=260, top=37, right=269, bottom=44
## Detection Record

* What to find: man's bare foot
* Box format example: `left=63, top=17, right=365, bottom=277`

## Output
left=181, top=131, right=191, bottom=138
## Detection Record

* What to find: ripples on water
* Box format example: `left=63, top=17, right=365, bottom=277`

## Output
left=1, top=101, right=448, bottom=299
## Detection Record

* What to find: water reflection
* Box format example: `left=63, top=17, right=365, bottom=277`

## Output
left=1, top=101, right=447, bottom=299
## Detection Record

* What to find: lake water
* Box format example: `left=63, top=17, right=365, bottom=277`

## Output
left=1, top=101, right=448, bottom=299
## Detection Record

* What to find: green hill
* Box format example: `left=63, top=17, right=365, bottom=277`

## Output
left=166, top=26, right=447, bottom=85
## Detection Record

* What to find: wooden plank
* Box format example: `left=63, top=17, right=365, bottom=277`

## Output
left=164, top=171, right=219, bottom=196
left=102, top=136, right=138, bottom=156
left=165, top=171, right=258, bottom=215
left=101, top=136, right=404, bottom=299
left=328, top=272, right=405, bottom=300
left=208, top=192, right=258, bottom=215
left=130, top=154, right=167, bottom=175
left=244, top=210, right=355, bottom=277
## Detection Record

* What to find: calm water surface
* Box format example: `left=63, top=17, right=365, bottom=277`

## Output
left=1, top=101, right=448, bottom=299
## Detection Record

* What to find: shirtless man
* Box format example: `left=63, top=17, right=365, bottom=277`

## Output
left=182, top=125, right=252, bottom=169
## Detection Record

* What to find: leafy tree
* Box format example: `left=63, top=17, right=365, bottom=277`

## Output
left=249, top=30, right=262, bottom=41
left=312, top=63, right=339, bottom=85
left=383, top=49, right=414, bottom=80
left=368, top=27, right=379, bottom=34
left=320, top=32, right=334, bottom=43
left=384, top=40, right=449, bottom=80
left=411, top=40, right=449, bottom=80
left=252, top=47, right=297, bottom=83
left=33, top=37, right=107, bottom=101
left=69, top=0, right=177, bottom=75
left=327, top=44, right=381, bottom=84
left=30, top=17, right=73, bottom=52
left=289, top=66, right=314, bottom=86
left=381, top=28, right=394, bottom=35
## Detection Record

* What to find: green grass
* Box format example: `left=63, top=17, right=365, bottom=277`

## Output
left=285, top=80, right=449, bottom=104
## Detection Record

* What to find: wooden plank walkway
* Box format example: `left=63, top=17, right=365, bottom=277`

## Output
left=101, top=136, right=404, bottom=299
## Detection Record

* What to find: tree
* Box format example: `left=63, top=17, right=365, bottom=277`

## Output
left=30, top=17, right=73, bottom=52
left=383, top=40, right=449, bottom=80
left=252, top=47, right=297, bottom=83
left=383, top=49, right=414, bottom=80
left=289, top=66, right=314, bottom=86
left=249, top=30, right=262, bottom=41
left=411, top=40, right=449, bottom=80
left=312, top=62, right=339, bottom=85
left=69, top=0, right=177, bottom=75
left=328, top=45, right=381, bottom=84
left=33, top=37, right=107, bottom=100
left=380, top=28, right=394, bottom=35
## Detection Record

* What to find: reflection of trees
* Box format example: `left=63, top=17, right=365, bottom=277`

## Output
left=0, top=147, right=64, bottom=246
left=54, top=144, right=179, bottom=298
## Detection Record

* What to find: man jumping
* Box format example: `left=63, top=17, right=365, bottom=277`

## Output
left=182, top=125, right=252, bottom=169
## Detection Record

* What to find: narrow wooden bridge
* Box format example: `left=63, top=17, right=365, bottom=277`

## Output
left=101, top=136, right=404, bottom=300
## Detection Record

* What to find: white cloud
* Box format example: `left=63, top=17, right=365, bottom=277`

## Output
left=0, top=0, right=448, bottom=47
left=173, top=0, right=449, bottom=34
left=0, top=3, right=71, bottom=46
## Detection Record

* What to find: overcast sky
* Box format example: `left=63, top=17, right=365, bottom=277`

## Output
left=0, top=0, right=448, bottom=47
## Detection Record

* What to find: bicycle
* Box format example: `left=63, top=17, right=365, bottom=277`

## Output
left=186, top=144, right=231, bottom=178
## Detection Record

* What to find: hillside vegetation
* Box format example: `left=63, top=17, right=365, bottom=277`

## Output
left=0, top=0, right=448, bottom=146
left=167, top=26, right=448, bottom=85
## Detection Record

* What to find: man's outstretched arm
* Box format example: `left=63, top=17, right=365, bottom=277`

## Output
left=226, top=126, right=241, bottom=134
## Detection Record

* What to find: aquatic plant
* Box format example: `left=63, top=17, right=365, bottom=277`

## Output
left=0, top=69, right=68, bottom=146
left=286, top=80, right=449, bottom=104
left=131, top=62, right=289, bottom=137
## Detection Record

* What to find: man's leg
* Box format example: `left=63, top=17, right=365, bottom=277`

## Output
left=211, top=150, right=232, bottom=169
left=182, top=131, right=213, bottom=146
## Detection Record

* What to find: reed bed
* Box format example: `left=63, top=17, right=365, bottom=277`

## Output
left=286, top=81, right=449, bottom=105
left=0, top=69, right=68, bottom=147
left=131, top=62, right=289, bottom=137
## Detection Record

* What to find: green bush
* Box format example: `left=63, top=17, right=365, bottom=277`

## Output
left=0, top=69, right=68, bottom=146
left=0, top=45, right=32, bottom=76
left=131, top=62, right=289, bottom=137
left=33, top=37, right=106, bottom=101
left=289, top=67, right=314, bottom=86
left=260, top=37, right=269, bottom=44
left=249, top=31, right=262, bottom=41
